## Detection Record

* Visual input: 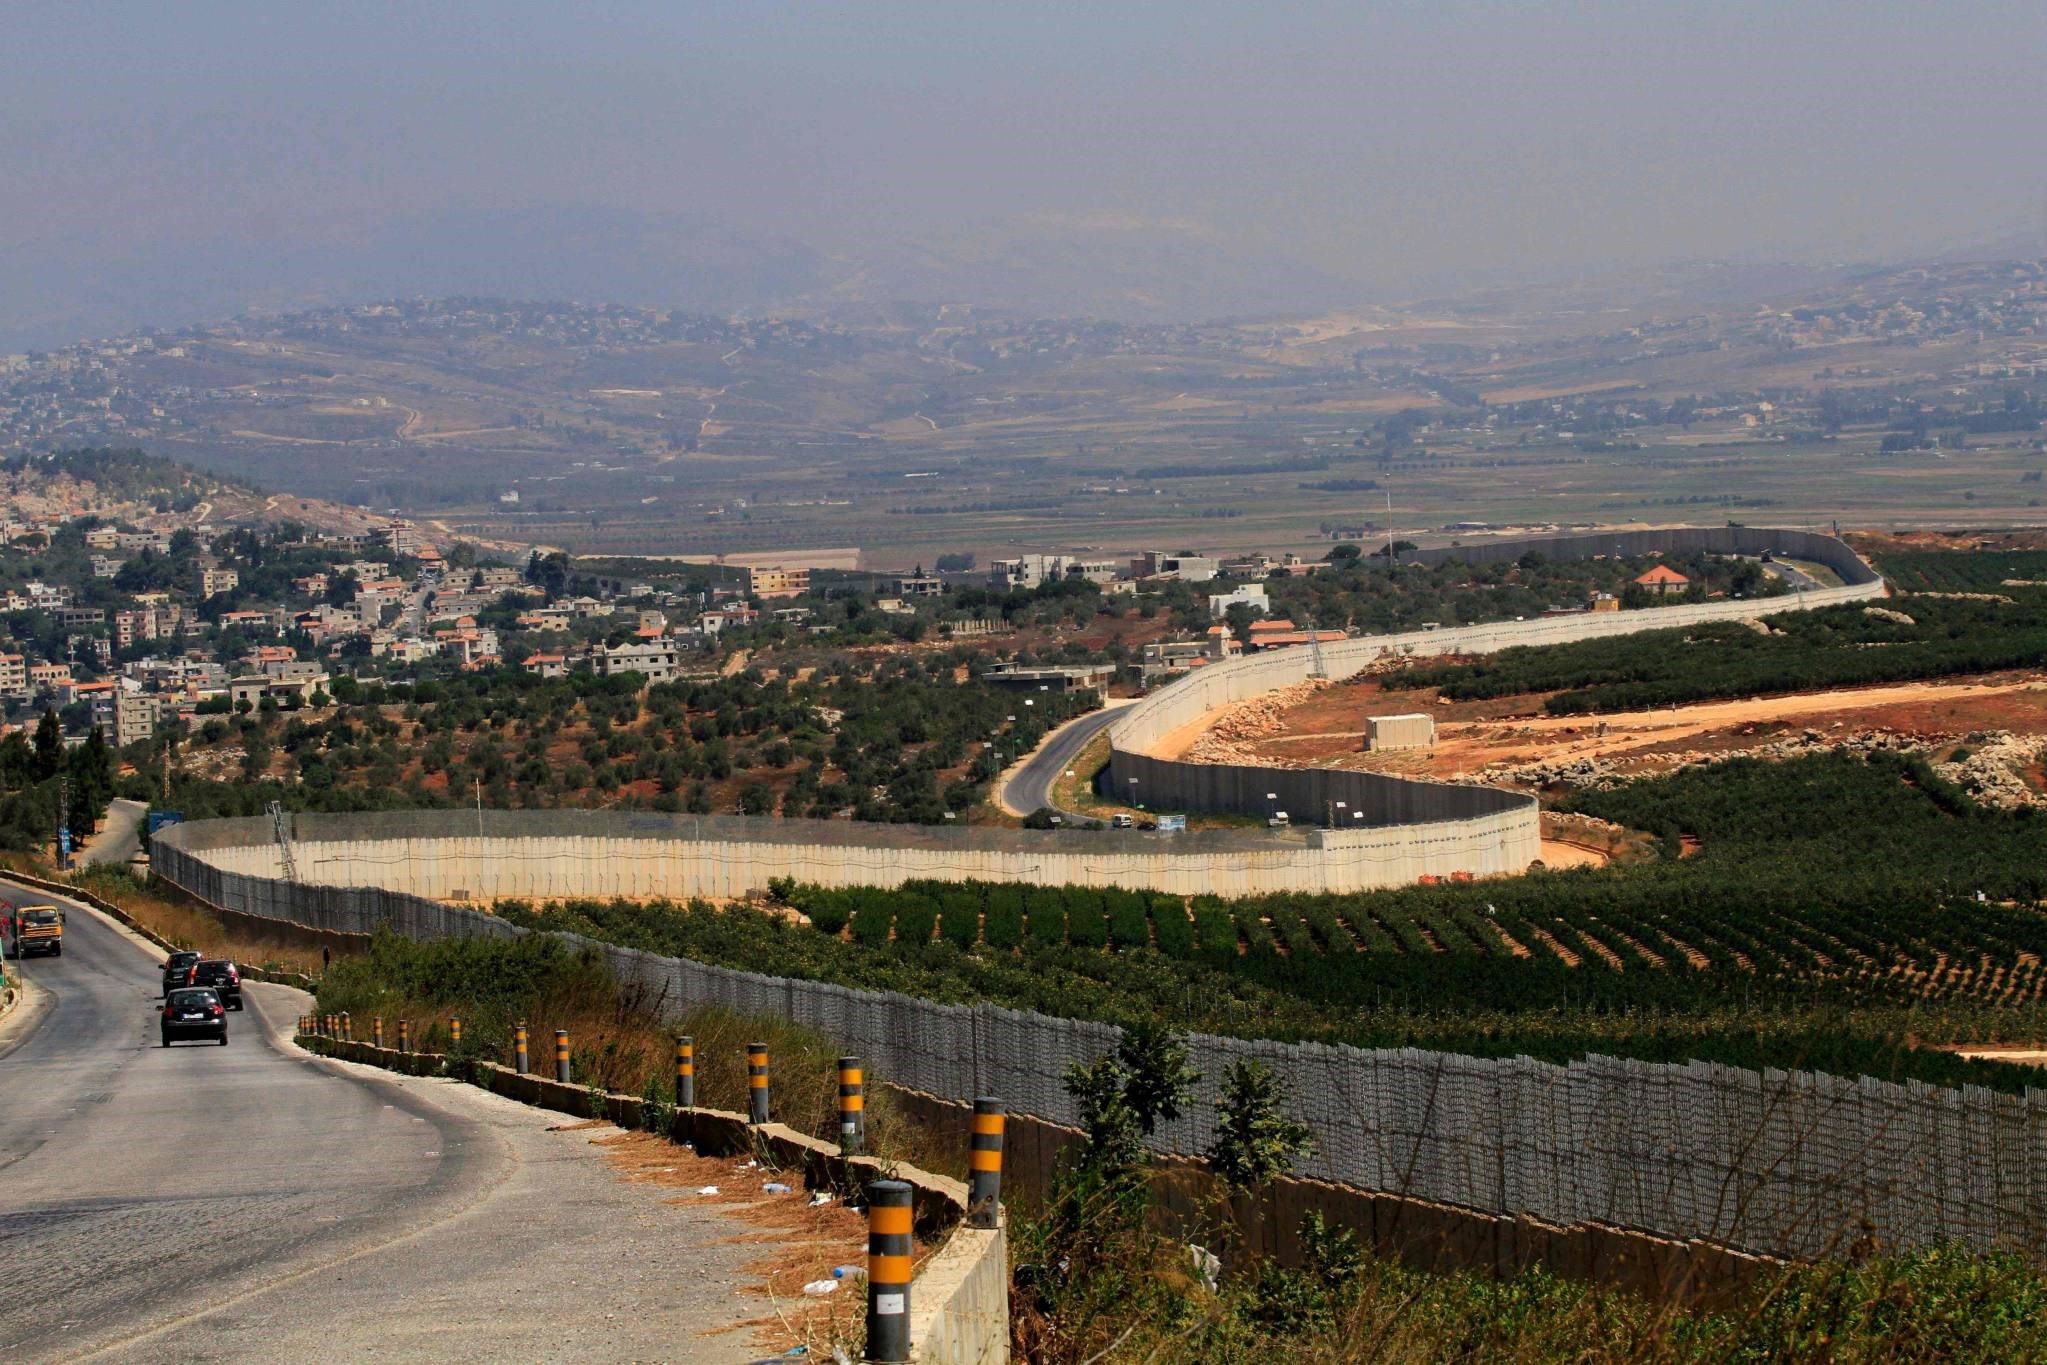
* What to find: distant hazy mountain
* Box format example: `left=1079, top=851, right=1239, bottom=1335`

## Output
left=0, top=206, right=832, bottom=350
left=0, top=205, right=1371, bottom=350
left=814, top=214, right=1368, bottom=321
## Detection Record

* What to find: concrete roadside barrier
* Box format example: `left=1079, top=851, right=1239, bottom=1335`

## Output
left=293, top=1032, right=1012, bottom=1362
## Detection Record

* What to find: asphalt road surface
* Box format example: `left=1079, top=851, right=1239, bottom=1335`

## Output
left=998, top=704, right=1126, bottom=821
left=78, top=798, right=148, bottom=868
left=0, top=881, right=764, bottom=1363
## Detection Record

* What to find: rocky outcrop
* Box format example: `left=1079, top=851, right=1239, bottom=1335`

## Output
left=1187, top=679, right=1330, bottom=764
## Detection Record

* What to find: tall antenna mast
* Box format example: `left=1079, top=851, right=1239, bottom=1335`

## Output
left=1384, top=489, right=1396, bottom=566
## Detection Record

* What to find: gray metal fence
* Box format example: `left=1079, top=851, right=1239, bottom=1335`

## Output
left=155, top=826, right=2047, bottom=1262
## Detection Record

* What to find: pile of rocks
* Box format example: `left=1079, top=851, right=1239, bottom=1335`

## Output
left=1483, top=727, right=1930, bottom=791
left=1933, top=731, right=2047, bottom=811
left=1187, top=679, right=1329, bottom=764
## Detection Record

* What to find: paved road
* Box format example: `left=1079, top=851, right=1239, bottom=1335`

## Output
left=78, top=797, right=148, bottom=868
left=0, top=881, right=764, bottom=1362
left=998, top=704, right=1126, bottom=822
left=1763, top=559, right=1826, bottom=593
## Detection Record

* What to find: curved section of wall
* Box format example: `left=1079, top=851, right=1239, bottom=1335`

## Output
left=153, top=806, right=1537, bottom=901
left=1106, top=526, right=1883, bottom=824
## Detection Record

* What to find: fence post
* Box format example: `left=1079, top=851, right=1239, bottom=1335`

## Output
left=968, top=1097, right=1005, bottom=1229
left=373, top=1016, right=384, bottom=1049
left=865, top=1180, right=913, bottom=1363
left=676, top=1036, right=694, bottom=1109
left=747, top=1042, right=770, bottom=1125
left=838, top=1056, right=864, bottom=1151
left=515, top=1021, right=529, bottom=1075
left=555, top=1029, right=571, bottom=1084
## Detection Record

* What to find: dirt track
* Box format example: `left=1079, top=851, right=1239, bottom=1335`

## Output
left=1236, top=674, right=2047, bottom=779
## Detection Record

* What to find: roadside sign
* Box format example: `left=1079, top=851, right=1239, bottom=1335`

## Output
left=147, top=810, right=185, bottom=835
left=57, top=828, right=71, bottom=856
left=1157, top=814, right=1186, bottom=833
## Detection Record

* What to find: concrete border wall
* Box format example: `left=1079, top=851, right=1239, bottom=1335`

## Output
left=1104, top=526, right=1884, bottom=828
left=150, top=824, right=2047, bottom=1265
left=155, top=806, right=1536, bottom=900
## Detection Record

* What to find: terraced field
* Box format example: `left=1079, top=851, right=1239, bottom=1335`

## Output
left=788, top=868, right=2047, bottom=1010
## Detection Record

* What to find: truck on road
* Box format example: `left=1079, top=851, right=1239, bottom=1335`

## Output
left=4, top=904, right=64, bottom=958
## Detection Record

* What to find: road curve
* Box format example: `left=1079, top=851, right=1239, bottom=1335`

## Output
left=0, top=880, right=761, bottom=1362
left=998, top=705, right=1125, bottom=821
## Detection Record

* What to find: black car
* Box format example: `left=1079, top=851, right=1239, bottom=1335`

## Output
left=185, top=959, right=243, bottom=1010
left=161, top=987, right=228, bottom=1046
left=161, top=951, right=201, bottom=996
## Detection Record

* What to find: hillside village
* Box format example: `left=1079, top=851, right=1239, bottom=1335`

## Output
left=1, top=450, right=1799, bottom=820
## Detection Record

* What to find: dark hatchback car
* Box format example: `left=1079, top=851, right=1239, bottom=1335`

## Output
left=185, top=959, right=243, bottom=1010
left=162, top=987, right=228, bottom=1046
left=161, top=951, right=201, bottom=997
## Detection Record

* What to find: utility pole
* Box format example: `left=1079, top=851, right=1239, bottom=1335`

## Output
left=1384, top=489, right=1396, bottom=567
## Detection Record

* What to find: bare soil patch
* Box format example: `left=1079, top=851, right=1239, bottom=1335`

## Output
left=1237, top=672, right=2047, bottom=782
left=595, top=1130, right=880, bottom=1356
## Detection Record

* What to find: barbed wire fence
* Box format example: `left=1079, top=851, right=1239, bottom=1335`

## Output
left=155, top=825, right=2047, bottom=1263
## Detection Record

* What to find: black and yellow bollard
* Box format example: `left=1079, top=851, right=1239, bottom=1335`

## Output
left=747, top=1042, right=770, bottom=1125
left=373, top=1016, right=385, bottom=1048
left=398, top=1018, right=411, bottom=1054
left=340, top=1012, right=352, bottom=1043
left=450, top=1017, right=462, bottom=1048
left=838, top=1056, right=864, bottom=1151
left=325, top=1013, right=336, bottom=1038
left=675, top=1036, right=694, bottom=1109
left=514, top=1021, right=529, bottom=1075
left=865, top=1180, right=913, bottom=1362
left=554, top=1029, right=571, bottom=1084
left=968, top=1097, right=1006, bottom=1230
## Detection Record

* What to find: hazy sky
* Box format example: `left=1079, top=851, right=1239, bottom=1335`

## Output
left=3, top=2, right=2043, bottom=342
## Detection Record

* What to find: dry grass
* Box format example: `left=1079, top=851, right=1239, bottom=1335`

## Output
left=597, top=1130, right=884, bottom=1357
left=4, top=857, right=328, bottom=977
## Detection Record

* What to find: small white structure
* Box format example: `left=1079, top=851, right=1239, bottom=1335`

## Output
left=1366, top=713, right=1435, bottom=751
left=1208, top=583, right=1270, bottom=619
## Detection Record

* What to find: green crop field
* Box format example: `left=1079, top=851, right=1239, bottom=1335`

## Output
left=1381, top=590, right=2047, bottom=714
left=498, top=750, right=2047, bottom=1092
